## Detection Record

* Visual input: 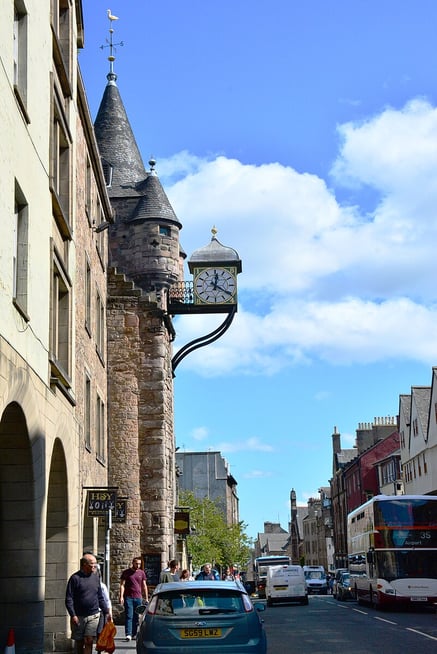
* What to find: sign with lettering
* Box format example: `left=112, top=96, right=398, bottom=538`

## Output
left=86, top=488, right=118, bottom=517
left=113, top=498, right=128, bottom=523
left=143, top=553, right=161, bottom=587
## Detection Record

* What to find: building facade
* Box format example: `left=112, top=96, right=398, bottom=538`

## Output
left=0, top=1, right=112, bottom=651
left=400, top=370, right=437, bottom=494
left=176, top=451, right=239, bottom=526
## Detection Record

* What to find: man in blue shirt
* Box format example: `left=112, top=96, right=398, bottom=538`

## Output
left=195, top=563, right=220, bottom=580
left=65, top=554, right=111, bottom=654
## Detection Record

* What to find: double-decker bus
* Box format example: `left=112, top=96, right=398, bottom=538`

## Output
left=254, top=555, right=290, bottom=598
left=347, top=494, right=437, bottom=608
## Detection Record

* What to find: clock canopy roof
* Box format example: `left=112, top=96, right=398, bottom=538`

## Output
left=188, top=230, right=242, bottom=273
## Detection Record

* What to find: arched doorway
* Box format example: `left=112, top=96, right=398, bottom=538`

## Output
left=45, top=439, right=69, bottom=651
left=0, top=402, right=43, bottom=652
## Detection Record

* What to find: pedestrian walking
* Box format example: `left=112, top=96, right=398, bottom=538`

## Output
left=195, top=563, right=220, bottom=580
left=119, top=556, right=148, bottom=641
left=65, top=553, right=111, bottom=654
left=159, top=559, right=180, bottom=583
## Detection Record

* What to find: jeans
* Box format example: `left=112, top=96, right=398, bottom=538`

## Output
left=124, top=597, right=142, bottom=637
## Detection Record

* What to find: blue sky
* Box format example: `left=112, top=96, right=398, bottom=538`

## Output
left=81, top=1, right=437, bottom=539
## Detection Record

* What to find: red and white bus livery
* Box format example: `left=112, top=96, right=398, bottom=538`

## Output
left=348, top=494, right=437, bottom=608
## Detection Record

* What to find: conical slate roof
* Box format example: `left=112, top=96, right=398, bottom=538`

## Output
left=132, top=173, right=181, bottom=227
left=94, top=74, right=146, bottom=194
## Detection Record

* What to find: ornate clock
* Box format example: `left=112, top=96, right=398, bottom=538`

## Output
left=194, top=266, right=237, bottom=304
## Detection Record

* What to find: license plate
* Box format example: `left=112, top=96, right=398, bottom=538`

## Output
left=411, top=596, right=427, bottom=602
left=274, top=586, right=287, bottom=590
left=180, top=628, right=222, bottom=639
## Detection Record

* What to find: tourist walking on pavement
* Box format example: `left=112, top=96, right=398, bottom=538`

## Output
left=195, top=563, right=220, bottom=580
left=159, top=559, right=180, bottom=583
left=65, top=553, right=111, bottom=654
left=119, top=556, right=148, bottom=642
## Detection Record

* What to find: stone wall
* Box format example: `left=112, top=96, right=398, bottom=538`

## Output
left=107, top=269, right=176, bottom=596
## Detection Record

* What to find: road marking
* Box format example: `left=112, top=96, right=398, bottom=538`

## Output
left=374, top=617, right=397, bottom=625
left=352, top=608, right=368, bottom=615
left=406, top=628, right=437, bottom=641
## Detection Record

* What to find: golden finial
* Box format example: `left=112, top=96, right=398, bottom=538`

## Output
left=211, top=225, right=218, bottom=238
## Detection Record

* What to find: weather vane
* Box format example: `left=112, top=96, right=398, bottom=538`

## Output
left=100, top=9, right=124, bottom=76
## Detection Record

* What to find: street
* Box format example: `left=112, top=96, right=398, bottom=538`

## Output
left=110, top=595, right=437, bottom=654
left=263, top=594, right=437, bottom=653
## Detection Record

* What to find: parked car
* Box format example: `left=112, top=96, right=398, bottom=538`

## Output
left=135, top=580, right=267, bottom=653
left=335, top=572, right=354, bottom=601
left=332, top=568, right=348, bottom=598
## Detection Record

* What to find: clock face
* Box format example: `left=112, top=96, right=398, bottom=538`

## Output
left=194, top=267, right=237, bottom=304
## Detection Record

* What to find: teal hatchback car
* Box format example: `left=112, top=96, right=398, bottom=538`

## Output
left=136, top=580, right=267, bottom=654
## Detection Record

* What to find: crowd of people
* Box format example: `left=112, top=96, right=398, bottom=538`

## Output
left=65, top=554, right=240, bottom=650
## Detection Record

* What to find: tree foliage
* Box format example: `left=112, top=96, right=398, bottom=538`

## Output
left=179, top=490, right=253, bottom=572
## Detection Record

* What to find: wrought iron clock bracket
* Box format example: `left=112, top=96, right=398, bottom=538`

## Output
left=171, top=305, right=237, bottom=376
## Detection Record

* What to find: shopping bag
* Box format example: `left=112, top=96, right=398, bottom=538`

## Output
left=96, top=619, right=117, bottom=653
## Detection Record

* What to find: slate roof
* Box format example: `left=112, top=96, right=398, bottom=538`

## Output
left=132, top=173, right=182, bottom=227
left=412, top=386, right=431, bottom=435
left=399, top=394, right=412, bottom=427
left=257, top=532, right=290, bottom=553
left=94, top=74, right=146, bottom=195
left=189, top=234, right=242, bottom=272
left=336, top=448, right=357, bottom=467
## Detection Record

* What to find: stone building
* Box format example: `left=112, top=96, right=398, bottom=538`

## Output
left=399, top=369, right=437, bottom=495
left=0, top=1, right=112, bottom=651
left=302, top=488, right=333, bottom=570
left=330, top=417, right=397, bottom=568
left=93, top=37, right=184, bottom=588
left=176, top=451, right=239, bottom=525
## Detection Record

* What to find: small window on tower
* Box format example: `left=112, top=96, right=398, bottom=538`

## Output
left=159, top=225, right=171, bottom=236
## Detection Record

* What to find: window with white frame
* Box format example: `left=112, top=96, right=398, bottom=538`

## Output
left=50, top=252, right=71, bottom=382
left=14, top=0, right=28, bottom=117
left=13, top=181, right=29, bottom=316
left=96, top=290, right=104, bottom=359
left=85, top=372, right=91, bottom=450
left=85, top=258, right=91, bottom=333
left=96, top=393, right=105, bottom=462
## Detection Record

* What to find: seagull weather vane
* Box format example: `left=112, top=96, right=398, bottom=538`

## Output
left=100, top=9, right=124, bottom=75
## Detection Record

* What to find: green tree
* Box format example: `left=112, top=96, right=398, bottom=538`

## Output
left=179, top=490, right=253, bottom=573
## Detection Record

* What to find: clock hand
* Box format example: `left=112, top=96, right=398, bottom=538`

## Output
left=215, top=284, right=233, bottom=295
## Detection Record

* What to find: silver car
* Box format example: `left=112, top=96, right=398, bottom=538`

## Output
left=136, top=580, right=267, bottom=653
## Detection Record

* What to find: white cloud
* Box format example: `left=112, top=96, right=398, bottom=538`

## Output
left=191, top=427, right=208, bottom=441
left=167, top=100, right=437, bottom=377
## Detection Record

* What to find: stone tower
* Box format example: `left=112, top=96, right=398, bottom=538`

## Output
left=94, top=63, right=183, bottom=588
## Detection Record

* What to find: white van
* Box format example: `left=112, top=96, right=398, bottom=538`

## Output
left=266, top=564, right=308, bottom=606
left=303, top=565, right=328, bottom=595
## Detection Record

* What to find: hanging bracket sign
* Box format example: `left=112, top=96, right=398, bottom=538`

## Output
left=85, top=487, right=118, bottom=517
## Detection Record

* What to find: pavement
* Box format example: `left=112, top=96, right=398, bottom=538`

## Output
left=95, top=631, right=137, bottom=653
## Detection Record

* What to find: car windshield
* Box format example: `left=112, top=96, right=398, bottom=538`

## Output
left=305, top=571, right=324, bottom=580
left=154, top=590, right=245, bottom=616
left=340, top=574, right=350, bottom=584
